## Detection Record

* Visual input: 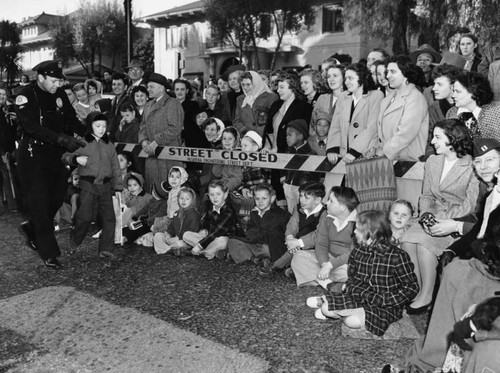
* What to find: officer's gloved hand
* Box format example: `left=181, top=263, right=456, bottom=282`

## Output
left=57, top=134, right=86, bottom=152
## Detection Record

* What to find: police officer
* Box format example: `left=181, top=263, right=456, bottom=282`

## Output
left=16, top=60, right=86, bottom=269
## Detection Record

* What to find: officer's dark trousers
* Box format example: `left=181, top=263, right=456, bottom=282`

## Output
left=17, top=143, right=69, bottom=260
left=71, top=182, right=115, bottom=254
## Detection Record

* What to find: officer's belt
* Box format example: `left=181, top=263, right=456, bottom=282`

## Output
left=80, top=175, right=112, bottom=184
left=27, top=137, right=46, bottom=146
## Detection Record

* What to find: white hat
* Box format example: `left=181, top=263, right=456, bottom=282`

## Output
left=243, top=130, right=263, bottom=149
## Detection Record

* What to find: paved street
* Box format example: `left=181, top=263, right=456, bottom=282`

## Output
left=0, top=209, right=425, bottom=372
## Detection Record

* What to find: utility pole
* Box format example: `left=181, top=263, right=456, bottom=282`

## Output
left=124, top=0, right=132, bottom=64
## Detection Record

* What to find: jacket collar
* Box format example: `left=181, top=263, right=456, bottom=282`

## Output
left=84, top=132, right=110, bottom=143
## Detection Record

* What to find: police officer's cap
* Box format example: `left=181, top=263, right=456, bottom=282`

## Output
left=32, top=60, right=64, bottom=79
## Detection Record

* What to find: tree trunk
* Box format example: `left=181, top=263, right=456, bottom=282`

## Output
left=270, top=13, right=284, bottom=71
left=391, top=0, right=410, bottom=55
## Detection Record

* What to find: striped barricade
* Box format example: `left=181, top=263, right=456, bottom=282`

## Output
left=114, top=143, right=424, bottom=181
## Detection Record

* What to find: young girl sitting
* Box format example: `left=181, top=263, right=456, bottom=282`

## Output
left=117, top=151, right=134, bottom=183
left=389, top=199, right=414, bottom=245
left=211, top=126, right=243, bottom=191
left=306, top=210, right=419, bottom=337
left=153, top=187, right=200, bottom=255
left=121, top=172, right=152, bottom=229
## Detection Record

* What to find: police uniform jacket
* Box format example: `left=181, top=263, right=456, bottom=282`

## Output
left=15, top=82, right=85, bottom=154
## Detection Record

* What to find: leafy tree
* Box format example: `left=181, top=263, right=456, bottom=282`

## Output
left=51, top=0, right=130, bottom=77
left=415, top=0, right=500, bottom=50
left=205, top=0, right=314, bottom=70
left=0, top=20, right=22, bottom=86
left=205, top=0, right=265, bottom=69
left=133, top=29, right=154, bottom=72
left=344, top=0, right=500, bottom=56
left=264, top=0, right=315, bottom=70
left=343, top=0, right=417, bottom=55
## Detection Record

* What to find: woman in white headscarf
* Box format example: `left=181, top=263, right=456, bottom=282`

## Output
left=233, top=71, right=278, bottom=137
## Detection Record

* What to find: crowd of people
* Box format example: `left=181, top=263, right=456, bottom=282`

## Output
left=1, top=30, right=500, bottom=372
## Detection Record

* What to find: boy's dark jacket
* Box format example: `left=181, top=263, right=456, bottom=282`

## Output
left=199, top=202, right=237, bottom=249
left=243, top=204, right=290, bottom=244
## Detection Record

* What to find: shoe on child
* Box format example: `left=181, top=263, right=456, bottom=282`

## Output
left=191, top=245, right=202, bottom=256
left=314, top=308, right=328, bottom=320
left=306, top=296, right=323, bottom=309
left=284, top=267, right=295, bottom=280
left=215, top=249, right=227, bottom=260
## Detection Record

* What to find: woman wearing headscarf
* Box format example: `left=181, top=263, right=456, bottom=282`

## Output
left=233, top=71, right=278, bottom=137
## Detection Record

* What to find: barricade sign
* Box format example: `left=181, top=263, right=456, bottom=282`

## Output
left=114, top=143, right=425, bottom=180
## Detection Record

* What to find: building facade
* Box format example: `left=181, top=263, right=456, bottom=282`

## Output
left=140, top=1, right=387, bottom=82
left=18, top=12, right=63, bottom=75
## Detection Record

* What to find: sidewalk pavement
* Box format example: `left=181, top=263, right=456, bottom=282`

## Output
left=0, top=286, right=268, bottom=373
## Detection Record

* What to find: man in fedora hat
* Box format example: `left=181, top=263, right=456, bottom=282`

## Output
left=139, top=72, right=184, bottom=192
left=15, top=60, right=86, bottom=269
left=125, top=59, right=146, bottom=94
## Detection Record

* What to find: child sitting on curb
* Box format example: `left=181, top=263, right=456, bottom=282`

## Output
left=228, top=183, right=290, bottom=267
left=291, top=186, right=359, bottom=289
left=230, top=131, right=270, bottom=231
left=153, top=187, right=200, bottom=255
left=183, top=180, right=237, bottom=259
left=121, top=172, right=152, bottom=229
left=307, top=210, right=418, bottom=337
left=258, top=181, right=326, bottom=277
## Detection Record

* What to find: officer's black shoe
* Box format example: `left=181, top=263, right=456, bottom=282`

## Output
left=18, top=220, right=37, bottom=251
left=44, top=257, right=62, bottom=269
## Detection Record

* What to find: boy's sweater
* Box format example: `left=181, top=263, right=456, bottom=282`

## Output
left=315, top=210, right=357, bottom=269
left=199, top=202, right=237, bottom=249
left=167, top=206, right=201, bottom=239
left=285, top=204, right=327, bottom=249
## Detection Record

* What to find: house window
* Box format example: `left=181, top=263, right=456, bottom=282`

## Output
left=322, top=4, right=343, bottom=33
left=169, top=26, right=189, bottom=49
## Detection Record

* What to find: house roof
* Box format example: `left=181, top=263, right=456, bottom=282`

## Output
left=20, top=30, right=53, bottom=46
left=139, top=1, right=206, bottom=26
left=19, top=12, right=63, bottom=27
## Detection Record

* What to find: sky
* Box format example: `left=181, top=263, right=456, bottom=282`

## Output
left=0, top=0, right=196, bottom=23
